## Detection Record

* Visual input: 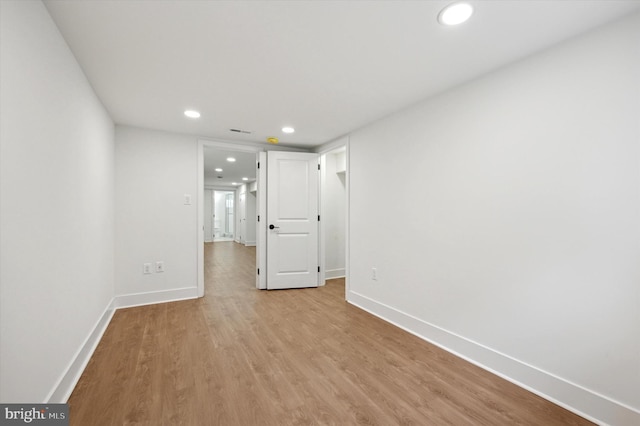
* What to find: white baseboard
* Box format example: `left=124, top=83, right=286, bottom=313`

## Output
left=347, top=290, right=640, bottom=426
left=245, top=241, right=256, bottom=247
left=114, top=287, right=199, bottom=309
left=325, top=268, right=345, bottom=279
left=46, top=299, right=115, bottom=403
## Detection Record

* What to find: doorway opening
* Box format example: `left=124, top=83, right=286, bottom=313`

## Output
left=198, top=140, right=262, bottom=297
left=204, top=189, right=236, bottom=242
left=320, top=146, right=347, bottom=284
left=198, top=138, right=348, bottom=297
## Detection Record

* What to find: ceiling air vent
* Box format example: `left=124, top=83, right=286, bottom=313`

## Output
left=230, top=128, right=252, bottom=134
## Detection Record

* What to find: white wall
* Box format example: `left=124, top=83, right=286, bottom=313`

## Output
left=324, top=151, right=346, bottom=278
left=115, top=126, right=198, bottom=304
left=348, top=13, right=640, bottom=425
left=0, top=0, right=114, bottom=402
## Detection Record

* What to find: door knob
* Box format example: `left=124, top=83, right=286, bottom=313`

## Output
left=269, top=224, right=280, bottom=230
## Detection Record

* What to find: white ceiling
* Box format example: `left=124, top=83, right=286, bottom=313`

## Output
left=44, top=0, right=640, bottom=148
left=204, top=148, right=256, bottom=187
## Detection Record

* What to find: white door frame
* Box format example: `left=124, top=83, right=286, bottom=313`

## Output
left=257, top=151, right=267, bottom=289
left=316, top=137, right=349, bottom=297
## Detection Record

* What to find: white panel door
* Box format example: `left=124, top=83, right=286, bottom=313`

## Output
left=267, top=151, right=319, bottom=289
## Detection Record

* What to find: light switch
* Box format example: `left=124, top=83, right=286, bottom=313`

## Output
left=184, top=194, right=192, bottom=205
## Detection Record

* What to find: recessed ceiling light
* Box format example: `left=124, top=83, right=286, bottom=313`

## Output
left=232, top=182, right=239, bottom=186
left=215, top=168, right=223, bottom=172
left=438, top=2, right=473, bottom=26
left=242, top=177, right=249, bottom=181
left=282, top=127, right=295, bottom=134
left=184, top=110, right=201, bottom=118
left=226, top=157, right=236, bottom=162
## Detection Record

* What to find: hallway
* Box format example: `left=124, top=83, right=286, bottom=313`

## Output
left=68, top=242, right=590, bottom=425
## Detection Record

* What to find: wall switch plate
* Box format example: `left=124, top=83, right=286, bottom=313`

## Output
left=372, top=267, right=378, bottom=281
left=184, top=194, right=192, bottom=205
left=143, top=263, right=152, bottom=274
left=155, top=261, right=165, bottom=273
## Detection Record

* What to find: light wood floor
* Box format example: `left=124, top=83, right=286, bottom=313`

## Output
left=68, top=242, right=592, bottom=425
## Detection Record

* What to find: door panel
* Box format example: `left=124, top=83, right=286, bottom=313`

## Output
left=276, top=234, right=309, bottom=273
left=277, top=160, right=311, bottom=219
left=267, top=152, right=319, bottom=289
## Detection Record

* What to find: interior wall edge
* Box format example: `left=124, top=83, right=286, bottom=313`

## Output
left=46, top=299, right=116, bottom=403
left=347, top=290, right=640, bottom=426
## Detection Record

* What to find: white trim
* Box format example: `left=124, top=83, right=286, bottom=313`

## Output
left=114, top=287, right=198, bottom=309
left=319, top=153, right=327, bottom=286
left=347, top=290, right=640, bottom=426
left=244, top=241, right=256, bottom=247
left=204, top=184, right=239, bottom=191
left=197, top=137, right=267, bottom=153
left=345, top=138, right=350, bottom=300
left=325, top=268, right=345, bottom=280
left=46, top=299, right=115, bottom=403
left=197, top=137, right=309, bottom=153
left=197, top=140, right=205, bottom=297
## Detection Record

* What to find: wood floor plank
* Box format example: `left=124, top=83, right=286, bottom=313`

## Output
left=67, top=241, right=593, bottom=425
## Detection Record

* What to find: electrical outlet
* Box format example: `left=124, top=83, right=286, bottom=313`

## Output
left=372, top=267, right=378, bottom=281
left=155, top=261, right=165, bottom=273
left=184, top=194, right=192, bottom=205
left=143, top=263, right=152, bottom=274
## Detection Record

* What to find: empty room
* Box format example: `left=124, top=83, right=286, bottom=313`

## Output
left=1, top=1, right=639, bottom=425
